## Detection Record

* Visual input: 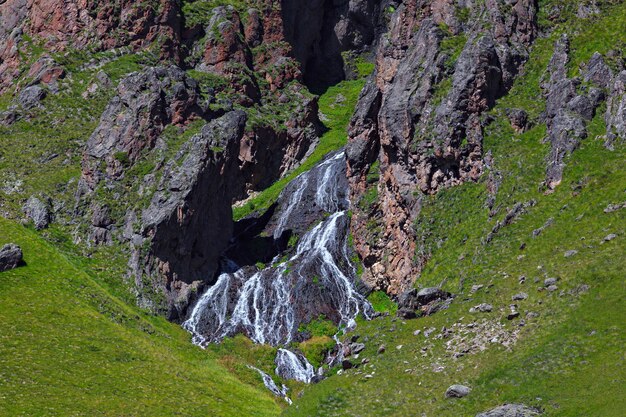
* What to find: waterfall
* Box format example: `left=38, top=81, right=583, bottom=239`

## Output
left=248, top=366, right=292, bottom=404
left=182, top=151, right=372, bottom=397
left=275, top=348, right=315, bottom=383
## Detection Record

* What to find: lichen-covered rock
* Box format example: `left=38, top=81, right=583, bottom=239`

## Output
left=22, top=196, right=50, bottom=230
left=476, top=404, right=541, bottom=417
left=0, top=243, right=23, bottom=272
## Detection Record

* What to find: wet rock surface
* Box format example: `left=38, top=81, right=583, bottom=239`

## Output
left=183, top=152, right=372, bottom=345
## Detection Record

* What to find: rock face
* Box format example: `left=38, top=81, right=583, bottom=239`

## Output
left=542, top=38, right=625, bottom=188
left=80, top=66, right=208, bottom=191
left=132, top=111, right=246, bottom=320
left=346, top=0, right=538, bottom=294
left=0, top=244, right=23, bottom=272
left=77, top=61, right=323, bottom=315
left=281, top=0, right=383, bottom=90
left=22, top=196, right=50, bottom=230
left=542, top=36, right=602, bottom=190
left=0, top=0, right=182, bottom=93
left=476, top=404, right=541, bottom=417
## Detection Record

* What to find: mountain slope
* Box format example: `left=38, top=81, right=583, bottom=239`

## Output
left=0, top=218, right=280, bottom=416
left=0, top=0, right=624, bottom=416
left=283, top=1, right=626, bottom=414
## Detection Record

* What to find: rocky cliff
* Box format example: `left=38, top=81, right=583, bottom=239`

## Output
left=345, top=0, right=624, bottom=295
left=58, top=0, right=382, bottom=317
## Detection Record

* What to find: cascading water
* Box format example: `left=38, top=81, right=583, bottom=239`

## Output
left=275, top=348, right=315, bottom=383
left=182, top=151, right=372, bottom=400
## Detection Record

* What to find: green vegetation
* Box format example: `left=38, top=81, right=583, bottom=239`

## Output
left=367, top=291, right=397, bottom=315
left=182, top=0, right=250, bottom=28
left=342, top=51, right=376, bottom=78
left=0, top=218, right=280, bottom=416
left=233, top=77, right=367, bottom=220
left=299, top=336, right=337, bottom=368
left=284, top=2, right=626, bottom=416
left=298, top=315, right=338, bottom=338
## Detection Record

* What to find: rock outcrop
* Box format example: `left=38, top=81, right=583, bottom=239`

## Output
left=542, top=38, right=623, bottom=189
left=605, top=70, right=626, bottom=149
left=0, top=243, right=23, bottom=272
left=80, top=66, right=208, bottom=192
left=346, top=0, right=538, bottom=294
left=542, top=36, right=602, bottom=190
left=22, top=196, right=51, bottom=230
left=132, top=111, right=246, bottom=320
left=0, top=0, right=182, bottom=93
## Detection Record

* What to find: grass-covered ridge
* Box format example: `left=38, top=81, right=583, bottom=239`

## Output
left=0, top=218, right=281, bottom=416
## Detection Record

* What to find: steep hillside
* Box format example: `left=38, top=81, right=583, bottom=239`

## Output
left=285, top=1, right=626, bottom=415
left=0, top=217, right=280, bottom=416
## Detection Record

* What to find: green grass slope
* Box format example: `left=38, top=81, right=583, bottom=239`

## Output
left=284, top=2, right=626, bottom=416
left=0, top=217, right=280, bottom=416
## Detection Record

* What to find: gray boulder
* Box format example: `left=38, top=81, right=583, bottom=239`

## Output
left=445, top=384, right=471, bottom=398
left=0, top=244, right=23, bottom=272
left=22, top=196, right=50, bottom=229
left=18, top=85, right=46, bottom=109
left=476, top=403, right=541, bottom=416
left=417, top=287, right=451, bottom=305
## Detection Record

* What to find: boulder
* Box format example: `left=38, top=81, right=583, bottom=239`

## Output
left=349, top=343, right=366, bottom=355
left=507, top=108, right=530, bottom=133
left=417, top=287, right=450, bottom=304
left=18, top=85, right=46, bottom=109
left=396, top=307, right=417, bottom=319
left=445, top=384, right=471, bottom=398
left=0, top=244, right=23, bottom=272
left=470, top=303, right=493, bottom=313
left=397, top=288, right=419, bottom=310
left=22, top=196, right=50, bottom=230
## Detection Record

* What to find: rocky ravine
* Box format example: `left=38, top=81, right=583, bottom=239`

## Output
left=65, top=0, right=384, bottom=318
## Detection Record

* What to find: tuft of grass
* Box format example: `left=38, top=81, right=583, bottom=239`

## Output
left=367, top=291, right=397, bottom=315
left=298, top=315, right=338, bottom=338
